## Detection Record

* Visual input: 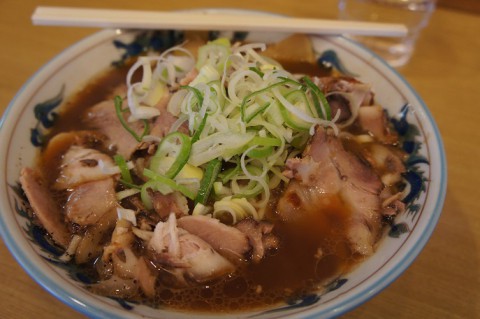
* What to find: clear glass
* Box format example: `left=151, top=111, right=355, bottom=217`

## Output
left=338, top=0, right=436, bottom=67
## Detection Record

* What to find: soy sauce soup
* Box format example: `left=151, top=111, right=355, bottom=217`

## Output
left=26, top=34, right=405, bottom=313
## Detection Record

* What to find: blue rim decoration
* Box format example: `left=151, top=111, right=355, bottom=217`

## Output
left=318, top=50, right=358, bottom=77
left=0, top=27, right=447, bottom=319
left=30, top=84, right=64, bottom=147
left=112, top=30, right=184, bottom=66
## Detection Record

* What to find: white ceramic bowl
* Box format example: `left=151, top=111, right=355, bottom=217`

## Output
left=0, top=20, right=446, bottom=319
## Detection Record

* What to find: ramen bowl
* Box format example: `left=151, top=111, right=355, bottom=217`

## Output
left=0, top=19, right=446, bottom=319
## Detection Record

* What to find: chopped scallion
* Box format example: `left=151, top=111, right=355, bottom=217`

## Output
left=114, top=154, right=133, bottom=184
left=143, top=168, right=196, bottom=200
left=114, top=95, right=149, bottom=142
left=194, top=158, right=222, bottom=205
left=302, top=76, right=332, bottom=120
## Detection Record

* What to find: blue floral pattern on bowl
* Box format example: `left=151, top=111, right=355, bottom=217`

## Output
left=30, top=85, right=64, bottom=147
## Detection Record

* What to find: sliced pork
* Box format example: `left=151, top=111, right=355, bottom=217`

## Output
left=278, top=127, right=384, bottom=255
left=149, top=214, right=234, bottom=284
left=382, top=192, right=406, bottom=218
left=357, top=105, right=399, bottom=144
left=235, top=218, right=279, bottom=263
left=89, top=275, right=138, bottom=299
left=315, top=76, right=373, bottom=125
left=102, top=218, right=136, bottom=262
left=149, top=109, right=189, bottom=138
left=361, top=143, right=406, bottom=186
left=65, top=178, right=117, bottom=225
left=86, top=100, right=146, bottom=159
left=151, top=191, right=189, bottom=219
left=147, top=91, right=189, bottom=139
left=177, top=215, right=250, bottom=262
left=93, top=218, right=157, bottom=298
left=54, top=146, right=115, bottom=190
left=20, top=167, right=70, bottom=248
left=42, top=131, right=107, bottom=168
left=317, top=76, right=373, bottom=106
left=75, top=208, right=117, bottom=264
left=135, top=257, right=157, bottom=298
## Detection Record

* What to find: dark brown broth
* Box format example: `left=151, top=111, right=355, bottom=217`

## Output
left=144, top=193, right=361, bottom=313
left=48, top=66, right=129, bottom=137
left=37, top=57, right=366, bottom=313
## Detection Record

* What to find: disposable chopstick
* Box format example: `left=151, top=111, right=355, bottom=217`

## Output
left=31, top=6, right=408, bottom=37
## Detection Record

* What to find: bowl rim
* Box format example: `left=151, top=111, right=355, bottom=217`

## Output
left=0, top=26, right=447, bottom=319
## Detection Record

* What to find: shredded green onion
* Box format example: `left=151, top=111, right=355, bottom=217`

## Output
left=302, top=76, right=332, bottom=120
left=196, top=38, right=231, bottom=72
left=114, top=154, right=133, bottom=184
left=218, top=161, right=241, bottom=184
left=191, top=113, right=208, bottom=144
left=114, top=96, right=149, bottom=142
left=280, top=90, right=313, bottom=131
left=194, top=158, right=222, bottom=205
left=140, top=180, right=157, bottom=209
left=240, top=79, right=293, bottom=123
left=180, top=85, right=204, bottom=111
left=150, top=132, right=192, bottom=179
left=249, top=66, right=265, bottom=78
left=143, top=168, right=195, bottom=200
left=118, top=179, right=141, bottom=190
